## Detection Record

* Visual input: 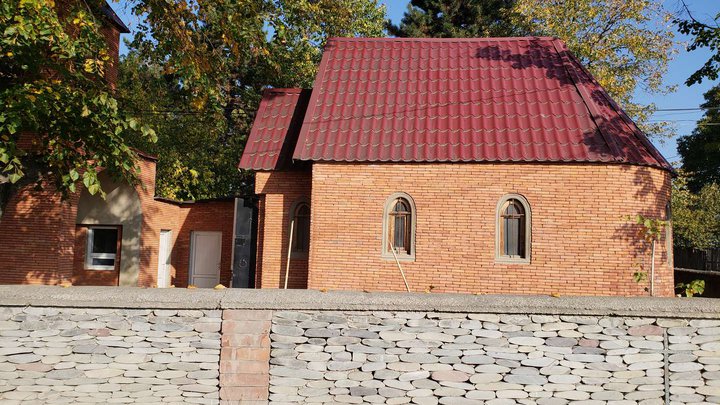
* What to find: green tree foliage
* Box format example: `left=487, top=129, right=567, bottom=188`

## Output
left=673, top=84, right=720, bottom=251
left=675, top=4, right=720, bottom=85
left=0, top=0, right=155, bottom=206
left=387, top=0, right=519, bottom=38
left=672, top=172, right=720, bottom=250
left=677, top=84, right=720, bottom=192
left=117, top=52, right=243, bottom=200
left=676, top=279, right=705, bottom=297
left=120, top=0, right=386, bottom=199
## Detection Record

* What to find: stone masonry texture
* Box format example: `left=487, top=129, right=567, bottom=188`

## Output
left=268, top=310, right=720, bottom=405
left=0, top=288, right=719, bottom=404
left=0, top=306, right=221, bottom=404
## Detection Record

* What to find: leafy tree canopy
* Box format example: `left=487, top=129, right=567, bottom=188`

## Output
left=672, top=172, right=720, bottom=249
left=675, top=3, right=720, bottom=86
left=117, top=52, right=238, bottom=200
left=1, top=0, right=385, bottom=204
left=677, top=84, right=720, bottom=193
left=388, top=0, right=520, bottom=38
left=0, top=0, right=155, bottom=205
left=120, top=0, right=386, bottom=199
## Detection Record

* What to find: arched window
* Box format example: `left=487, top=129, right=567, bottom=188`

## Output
left=290, top=201, right=310, bottom=258
left=496, top=195, right=531, bottom=263
left=382, top=193, right=416, bottom=260
left=390, top=199, right=411, bottom=254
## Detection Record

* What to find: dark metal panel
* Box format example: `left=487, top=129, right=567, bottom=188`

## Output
left=231, top=199, right=257, bottom=288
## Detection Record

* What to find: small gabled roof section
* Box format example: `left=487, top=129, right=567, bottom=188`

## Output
left=287, top=37, right=672, bottom=172
left=238, top=88, right=311, bottom=170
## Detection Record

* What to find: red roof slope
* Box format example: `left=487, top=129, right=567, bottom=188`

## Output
left=288, top=37, right=671, bottom=171
left=239, top=88, right=310, bottom=170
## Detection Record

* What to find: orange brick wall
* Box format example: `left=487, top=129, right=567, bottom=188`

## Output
left=136, top=196, right=235, bottom=289
left=0, top=184, right=79, bottom=285
left=0, top=156, right=235, bottom=288
left=302, top=162, right=673, bottom=297
left=254, top=171, right=311, bottom=289
left=101, top=24, right=120, bottom=89
left=112, top=157, right=235, bottom=288
left=136, top=158, right=176, bottom=287
left=220, top=310, right=271, bottom=403
left=172, top=202, right=236, bottom=288
left=0, top=2, right=125, bottom=286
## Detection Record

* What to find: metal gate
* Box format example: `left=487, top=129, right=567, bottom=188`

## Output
left=674, top=246, right=720, bottom=272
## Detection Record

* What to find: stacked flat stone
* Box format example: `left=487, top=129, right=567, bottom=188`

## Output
left=268, top=311, right=720, bottom=405
left=668, top=319, right=720, bottom=404
left=0, top=307, right=221, bottom=404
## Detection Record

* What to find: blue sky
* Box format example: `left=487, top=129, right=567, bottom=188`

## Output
left=114, top=0, right=719, bottom=164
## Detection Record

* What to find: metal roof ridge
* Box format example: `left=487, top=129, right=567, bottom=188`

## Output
left=561, top=52, right=674, bottom=172
left=549, top=39, right=623, bottom=162
left=279, top=35, right=674, bottom=170
left=551, top=40, right=673, bottom=173
left=327, top=36, right=557, bottom=43
left=292, top=46, right=333, bottom=161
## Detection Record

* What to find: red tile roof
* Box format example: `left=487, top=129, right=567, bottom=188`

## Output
left=239, top=88, right=310, bottom=170
left=241, top=37, right=672, bottom=172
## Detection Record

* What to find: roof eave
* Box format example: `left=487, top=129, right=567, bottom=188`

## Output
left=101, top=2, right=130, bottom=34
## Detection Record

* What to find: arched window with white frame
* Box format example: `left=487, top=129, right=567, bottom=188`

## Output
left=382, top=192, right=416, bottom=260
left=496, top=194, right=531, bottom=263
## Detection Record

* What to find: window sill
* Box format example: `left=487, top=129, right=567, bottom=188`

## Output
left=495, top=257, right=531, bottom=265
left=84, top=266, right=117, bottom=271
left=381, top=253, right=415, bottom=262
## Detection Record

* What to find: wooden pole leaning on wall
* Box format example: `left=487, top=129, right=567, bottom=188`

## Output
left=650, top=240, right=656, bottom=297
left=284, top=219, right=295, bottom=290
left=389, top=240, right=411, bottom=292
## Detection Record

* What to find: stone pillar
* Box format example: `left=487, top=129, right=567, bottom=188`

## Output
left=219, top=310, right=272, bottom=404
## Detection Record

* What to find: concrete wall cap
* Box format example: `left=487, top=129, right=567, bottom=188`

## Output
left=0, top=286, right=718, bottom=319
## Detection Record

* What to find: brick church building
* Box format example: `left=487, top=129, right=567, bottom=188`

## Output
left=240, top=37, right=674, bottom=296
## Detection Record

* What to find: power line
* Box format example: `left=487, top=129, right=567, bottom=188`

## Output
left=648, top=107, right=720, bottom=112
left=648, top=120, right=720, bottom=125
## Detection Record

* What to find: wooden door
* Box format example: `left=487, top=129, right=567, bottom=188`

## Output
left=189, top=231, right=222, bottom=288
left=157, top=230, right=172, bottom=288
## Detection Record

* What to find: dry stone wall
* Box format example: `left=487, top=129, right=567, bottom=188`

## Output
left=0, top=307, right=221, bottom=404
left=0, top=287, right=720, bottom=405
left=268, top=311, right=720, bottom=405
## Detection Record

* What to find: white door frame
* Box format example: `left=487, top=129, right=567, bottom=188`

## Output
left=189, top=231, right=222, bottom=288
left=157, top=230, right=172, bottom=288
